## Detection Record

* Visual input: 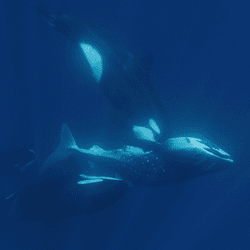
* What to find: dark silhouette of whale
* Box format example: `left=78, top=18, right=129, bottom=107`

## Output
left=36, top=6, right=166, bottom=130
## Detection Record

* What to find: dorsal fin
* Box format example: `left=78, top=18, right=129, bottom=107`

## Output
left=41, top=124, right=77, bottom=170
left=60, top=124, right=77, bottom=149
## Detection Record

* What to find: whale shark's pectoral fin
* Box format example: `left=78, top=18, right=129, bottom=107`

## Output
left=78, top=174, right=123, bottom=185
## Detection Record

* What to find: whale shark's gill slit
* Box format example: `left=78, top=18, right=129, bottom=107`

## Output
left=80, top=43, right=103, bottom=82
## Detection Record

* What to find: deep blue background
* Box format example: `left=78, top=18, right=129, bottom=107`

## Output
left=1, top=0, right=250, bottom=249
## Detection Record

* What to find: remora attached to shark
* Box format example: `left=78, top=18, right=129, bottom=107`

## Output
left=37, top=7, right=165, bottom=127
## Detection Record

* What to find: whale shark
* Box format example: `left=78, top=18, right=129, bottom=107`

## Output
left=36, top=7, right=166, bottom=129
left=3, top=123, right=233, bottom=222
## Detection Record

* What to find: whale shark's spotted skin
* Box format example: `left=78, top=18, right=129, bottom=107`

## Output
left=81, top=135, right=233, bottom=187
left=114, top=150, right=167, bottom=186
left=93, top=147, right=196, bottom=187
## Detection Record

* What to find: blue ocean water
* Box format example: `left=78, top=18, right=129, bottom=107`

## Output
left=0, top=0, right=249, bottom=249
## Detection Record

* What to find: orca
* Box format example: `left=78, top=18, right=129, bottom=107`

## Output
left=36, top=7, right=166, bottom=130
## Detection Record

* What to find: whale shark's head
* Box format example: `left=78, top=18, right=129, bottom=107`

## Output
left=119, top=124, right=234, bottom=185
left=163, top=137, right=233, bottom=175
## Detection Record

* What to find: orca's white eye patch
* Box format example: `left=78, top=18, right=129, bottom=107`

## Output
left=79, top=43, right=103, bottom=83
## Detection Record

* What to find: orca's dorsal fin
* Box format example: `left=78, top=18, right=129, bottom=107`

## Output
left=139, top=51, right=153, bottom=72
